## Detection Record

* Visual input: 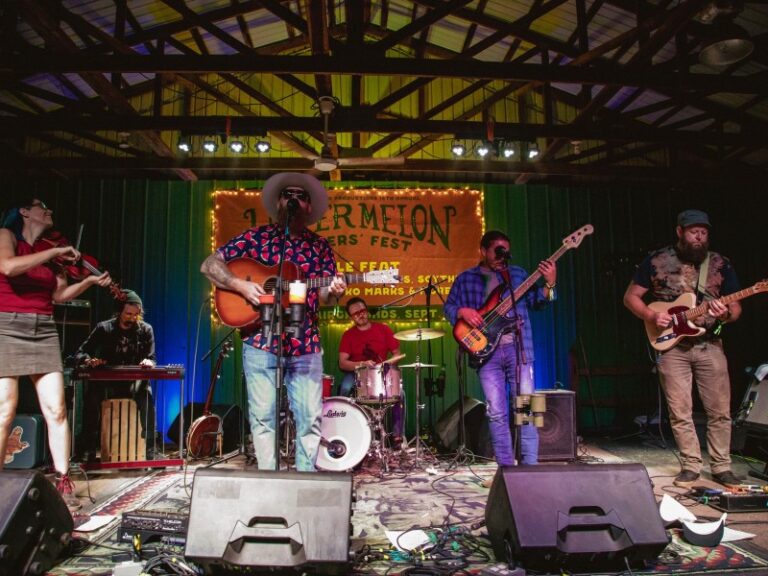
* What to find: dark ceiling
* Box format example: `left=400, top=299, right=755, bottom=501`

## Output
left=0, top=0, right=766, bottom=185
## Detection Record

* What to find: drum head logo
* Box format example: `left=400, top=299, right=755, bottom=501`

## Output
left=324, top=407, right=347, bottom=418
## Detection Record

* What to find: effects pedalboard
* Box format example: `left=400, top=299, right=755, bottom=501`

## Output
left=118, top=509, right=189, bottom=545
left=691, top=485, right=768, bottom=513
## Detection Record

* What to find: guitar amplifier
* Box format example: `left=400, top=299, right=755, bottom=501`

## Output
left=4, top=415, right=48, bottom=469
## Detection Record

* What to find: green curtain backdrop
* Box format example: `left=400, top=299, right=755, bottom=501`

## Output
left=6, top=178, right=764, bottom=439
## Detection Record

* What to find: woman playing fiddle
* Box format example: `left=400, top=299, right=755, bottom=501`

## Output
left=0, top=196, right=111, bottom=513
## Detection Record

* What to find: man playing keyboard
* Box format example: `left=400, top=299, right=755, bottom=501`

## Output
left=74, top=289, right=157, bottom=461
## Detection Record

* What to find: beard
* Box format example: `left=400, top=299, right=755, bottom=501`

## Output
left=676, top=238, right=709, bottom=264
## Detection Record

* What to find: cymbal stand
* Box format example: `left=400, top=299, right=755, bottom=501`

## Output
left=405, top=334, right=433, bottom=467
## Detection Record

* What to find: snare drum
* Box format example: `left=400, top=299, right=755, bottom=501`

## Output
left=321, top=374, right=334, bottom=398
left=356, top=365, right=402, bottom=404
left=316, top=397, right=372, bottom=471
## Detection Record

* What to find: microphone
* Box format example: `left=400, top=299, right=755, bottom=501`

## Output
left=327, top=440, right=347, bottom=458
left=495, top=246, right=510, bottom=260
left=286, top=197, right=300, bottom=219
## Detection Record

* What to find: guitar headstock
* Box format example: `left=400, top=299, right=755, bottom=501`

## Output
left=562, top=224, right=594, bottom=249
left=364, top=268, right=401, bottom=285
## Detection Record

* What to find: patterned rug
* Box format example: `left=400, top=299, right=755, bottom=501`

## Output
left=46, top=459, right=768, bottom=575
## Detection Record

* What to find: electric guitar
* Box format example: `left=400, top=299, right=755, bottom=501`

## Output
left=214, top=259, right=400, bottom=327
left=646, top=280, right=768, bottom=351
left=453, top=225, right=594, bottom=365
left=186, top=339, right=232, bottom=460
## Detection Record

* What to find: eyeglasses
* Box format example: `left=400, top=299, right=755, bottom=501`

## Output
left=29, top=201, right=49, bottom=211
left=349, top=308, right=368, bottom=318
left=280, top=188, right=310, bottom=203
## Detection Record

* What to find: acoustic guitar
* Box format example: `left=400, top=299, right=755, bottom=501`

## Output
left=214, top=259, right=400, bottom=327
left=187, top=340, right=232, bottom=459
left=453, top=225, right=593, bottom=366
left=645, top=280, right=767, bottom=351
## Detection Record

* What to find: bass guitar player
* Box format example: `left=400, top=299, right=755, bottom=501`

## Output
left=444, top=229, right=558, bottom=468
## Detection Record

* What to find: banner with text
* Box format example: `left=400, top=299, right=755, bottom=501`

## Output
left=213, top=188, right=484, bottom=306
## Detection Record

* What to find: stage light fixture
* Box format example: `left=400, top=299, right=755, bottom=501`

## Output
left=528, top=142, right=540, bottom=159
left=177, top=136, right=191, bottom=153
left=699, top=21, right=754, bottom=66
left=476, top=141, right=492, bottom=158
left=256, top=139, right=271, bottom=153
left=451, top=139, right=466, bottom=157
left=229, top=139, right=245, bottom=153
left=202, top=138, right=218, bottom=153
left=502, top=141, right=516, bottom=158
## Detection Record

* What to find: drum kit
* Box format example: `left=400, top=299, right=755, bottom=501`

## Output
left=316, top=327, right=445, bottom=472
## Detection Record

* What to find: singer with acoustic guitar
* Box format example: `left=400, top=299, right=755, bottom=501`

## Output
left=623, top=209, right=743, bottom=489
left=200, top=172, right=346, bottom=472
left=444, top=230, right=556, bottom=470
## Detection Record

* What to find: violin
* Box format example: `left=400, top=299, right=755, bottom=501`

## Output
left=37, top=230, right=127, bottom=302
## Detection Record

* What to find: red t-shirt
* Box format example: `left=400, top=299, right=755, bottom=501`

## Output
left=339, top=322, right=399, bottom=363
left=0, top=238, right=57, bottom=315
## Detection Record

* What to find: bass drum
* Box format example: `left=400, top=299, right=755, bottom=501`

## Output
left=316, top=397, right=372, bottom=472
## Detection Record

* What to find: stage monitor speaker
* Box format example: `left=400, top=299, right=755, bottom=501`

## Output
left=0, top=470, right=74, bottom=576
left=167, top=403, right=243, bottom=452
left=538, top=389, right=577, bottom=462
left=485, top=463, right=669, bottom=572
left=185, top=468, right=352, bottom=574
left=434, top=396, right=492, bottom=457
left=740, top=365, right=768, bottom=430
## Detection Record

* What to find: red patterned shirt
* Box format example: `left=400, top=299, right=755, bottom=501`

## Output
left=216, top=224, right=337, bottom=356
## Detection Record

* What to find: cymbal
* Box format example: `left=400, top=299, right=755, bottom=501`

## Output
left=400, top=362, right=438, bottom=369
left=394, top=328, right=445, bottom=342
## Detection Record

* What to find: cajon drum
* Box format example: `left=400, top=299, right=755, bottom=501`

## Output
left=101, top=399, right=146, bottom=462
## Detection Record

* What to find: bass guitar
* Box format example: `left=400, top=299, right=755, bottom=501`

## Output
left=645, top=280, right=767, bottom=351
left=453, top=225, right=594, bottom=365
left=214, top=259, right=400, bottom=327
left=187, top=340, right=232, bottom=459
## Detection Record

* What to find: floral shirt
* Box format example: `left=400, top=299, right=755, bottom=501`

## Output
left=216, top=224, right=337, bottom=356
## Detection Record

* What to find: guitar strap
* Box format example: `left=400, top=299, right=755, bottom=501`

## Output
left=695, top=252, right=711, bottom=304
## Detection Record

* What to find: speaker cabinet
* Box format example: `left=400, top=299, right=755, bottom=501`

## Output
left=0, top=470, right=74, bottom=576
left=185, top=468, right=352, bottom=574
left=168, top=403, right=243, bottom=452
left=485, top=463, right=669, bottom=572
left=739, top=365, right=768, bottom=430
left=4, top=415, right=48, bottom=469
left=434, top=396, right=492, bottom=457
left=538, top=389, right=577, bottom=462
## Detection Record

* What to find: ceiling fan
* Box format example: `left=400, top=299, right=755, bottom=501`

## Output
left=311, top=96, right=405, bottom=173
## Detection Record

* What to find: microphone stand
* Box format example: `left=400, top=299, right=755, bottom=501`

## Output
left=268, top=205, right=295, bottom=471
left=423, top=277, right=446, bottom=435
left=501, top=264, right=527, bottom=466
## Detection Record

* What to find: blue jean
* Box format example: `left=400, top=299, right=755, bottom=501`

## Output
left=477, top=344, right=539, bottom=466
left=242, top=346, right=323, bottom=471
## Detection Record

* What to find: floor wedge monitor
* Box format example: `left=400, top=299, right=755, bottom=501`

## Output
left=185, top=468, right=353, bottom=574
left=485, top=463, right=669, bottom=572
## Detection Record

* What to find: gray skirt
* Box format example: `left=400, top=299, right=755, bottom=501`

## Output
left=0, top=312, right=63, bottom=377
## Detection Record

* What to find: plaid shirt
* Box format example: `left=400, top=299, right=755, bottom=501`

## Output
left=444, top=263, right=553, bottom=362
left=217, top=223, right=337, bottom=356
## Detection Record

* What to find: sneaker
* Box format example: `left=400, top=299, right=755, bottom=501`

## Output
left=55, top=474, right=82, bottom=513
left=712, top=470, right=743, bottom=488
left=673, top=470, right=700, bottom=487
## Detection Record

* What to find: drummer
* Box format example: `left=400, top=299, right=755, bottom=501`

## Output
left=338, top=297, right=403, bottom=440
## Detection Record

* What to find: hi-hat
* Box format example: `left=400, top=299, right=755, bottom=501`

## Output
left=400, top=362, right=438, bottom=369
left=394, top=328, right=445, bottom=341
